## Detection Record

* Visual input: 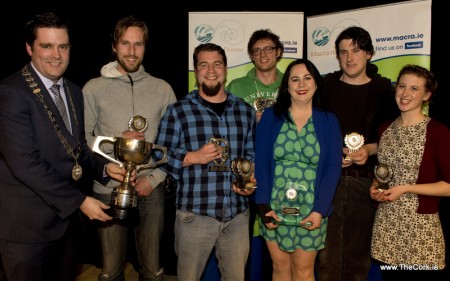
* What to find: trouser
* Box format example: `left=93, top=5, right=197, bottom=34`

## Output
left=175, top=209, right=250, bottom=281
left=0, top=217, right=77, bottom=281
left=95, top=185, right=165, bottom=281
left=316, top=176, right=375, bottom=281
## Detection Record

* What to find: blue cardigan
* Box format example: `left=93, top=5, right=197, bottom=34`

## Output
left=254, top=107, right=342, bottom=217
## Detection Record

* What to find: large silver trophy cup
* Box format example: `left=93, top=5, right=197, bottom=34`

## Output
left=93, top=136, right=167, bottom=219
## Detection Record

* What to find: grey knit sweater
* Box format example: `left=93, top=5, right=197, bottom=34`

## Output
left=83, top=61, right=177, bottom=194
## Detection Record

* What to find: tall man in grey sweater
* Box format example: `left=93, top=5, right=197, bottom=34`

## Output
left=83, top=16, right=176, bottom=281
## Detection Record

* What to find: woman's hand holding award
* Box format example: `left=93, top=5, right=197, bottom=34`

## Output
left=374, top=163, right=393, bottom=192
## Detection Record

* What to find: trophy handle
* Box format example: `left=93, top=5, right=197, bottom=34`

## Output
left=137, top=144, right=168, bottom=171
left=92, top=136, right=123, bottom=167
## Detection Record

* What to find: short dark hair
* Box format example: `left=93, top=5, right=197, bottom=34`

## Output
left=193, top=43, right=227, bottom=70
left=247, top=29, right=284, bottom=61
left=335, top=26, right=374, bottom=57
left=25, top=12, right=68, bottom=47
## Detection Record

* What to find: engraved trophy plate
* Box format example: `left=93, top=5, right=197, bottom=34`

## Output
left=344, top=132, right=365, bottom=161
left=374, top=163, right=393, bottom=192
left=231, top=157, right=256, bottom=190
left=253, top=97, right=275, bottom=112
left=128, top=115, right=149, bottom=132
left=92, top=136, right=168, bottom=219
left=209, top=138, right=230, bottom=172
left=271, top=181, right=312, bottom=226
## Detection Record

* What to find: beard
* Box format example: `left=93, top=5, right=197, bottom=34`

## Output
left=200, top=81, right=222, bottom=97
left=117, top=56, right=140, bottom=73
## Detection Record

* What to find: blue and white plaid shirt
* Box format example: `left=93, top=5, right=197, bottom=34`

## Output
left=155, top=90, right=256, bottom=221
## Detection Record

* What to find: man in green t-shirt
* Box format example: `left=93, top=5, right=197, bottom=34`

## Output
left=227, top=29, right=284, bottom=122
left=226, top=29, right=284, bottom=281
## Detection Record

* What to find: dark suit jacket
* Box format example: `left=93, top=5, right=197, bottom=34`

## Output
left=0, top=64, right=108, bottom=243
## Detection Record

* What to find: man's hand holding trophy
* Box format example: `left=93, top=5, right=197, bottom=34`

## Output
left=344, top=132, right=365, bottom=162
left=208, top=137, right=256, bottom=195
left=231, top=157, right=256, bottom=190
left=93, top=136, right=167, bottom=219
left=128, top=115, right=149, bottom=133
left=208, top=138, right=231, bottom=172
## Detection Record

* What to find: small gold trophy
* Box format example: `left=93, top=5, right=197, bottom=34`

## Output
left=344, top=132, right=365, bottom=161
left=253, top=97, right=275, bottom=112
left=128, top=115, right=149, bottom=132
left=209, top=138, right=230, bottom=172
left=231, top=157, right=256, bottom=190
left=374, top=163, right=393, bottom=192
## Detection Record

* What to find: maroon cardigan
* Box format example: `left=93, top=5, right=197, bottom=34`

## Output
left=379, top=119, right=450, bottom=214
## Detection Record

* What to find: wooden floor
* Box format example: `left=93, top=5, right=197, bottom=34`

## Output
left=76, top=263, right=177, bottom=281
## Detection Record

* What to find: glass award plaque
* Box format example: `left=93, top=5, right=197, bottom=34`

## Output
left=270, top=181, right=313, bottom=226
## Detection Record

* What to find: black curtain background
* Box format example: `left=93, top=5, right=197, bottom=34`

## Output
left=1, top=0, right=447, bottom=277
left=1, top=1, right=446, bottom=125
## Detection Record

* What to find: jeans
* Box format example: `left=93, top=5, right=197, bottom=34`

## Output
left=175, top=209, right=250, bottom=281
left=316, top=176, right=375, bottom=281
left=95, top=185, right=165, bottom=281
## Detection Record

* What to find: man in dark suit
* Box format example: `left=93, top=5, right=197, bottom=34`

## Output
left=0, top=12, right=128, bottom=281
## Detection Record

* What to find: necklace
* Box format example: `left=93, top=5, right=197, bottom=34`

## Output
left=22, top=65, right=82, bottom=181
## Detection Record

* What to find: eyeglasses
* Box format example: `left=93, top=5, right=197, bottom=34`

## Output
left=251, top=46, right=276, bottom=56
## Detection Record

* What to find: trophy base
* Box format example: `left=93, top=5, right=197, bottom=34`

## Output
left=109, top=190, right=138, bottom=219
left=273, top=206, right=310, bottom=226
left=107, top=206, right=138, bottom=220
left=234, top=179, right=256, bottom=190
left=110, top=190, right=138, bottom=207
left=273, top=218, right=312, bottom=227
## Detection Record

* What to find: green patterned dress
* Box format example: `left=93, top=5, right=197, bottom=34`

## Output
left=260, top=116, right=328, bottom=252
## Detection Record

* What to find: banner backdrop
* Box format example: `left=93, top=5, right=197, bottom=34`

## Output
left=307, top=0, right=431, bottom=82
left=188, top=12, right=304, bottom=92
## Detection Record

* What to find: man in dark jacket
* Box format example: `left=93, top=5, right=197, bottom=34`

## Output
left=315, top=26, right=398, bottom=281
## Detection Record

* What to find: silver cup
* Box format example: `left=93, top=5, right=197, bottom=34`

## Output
left=93, top=136, right=167, bottom=219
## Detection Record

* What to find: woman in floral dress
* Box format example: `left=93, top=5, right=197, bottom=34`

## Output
left=370, top=64, right=450, bottom=279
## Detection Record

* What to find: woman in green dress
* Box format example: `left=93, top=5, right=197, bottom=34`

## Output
left=255, top=59, right=342, bottom=281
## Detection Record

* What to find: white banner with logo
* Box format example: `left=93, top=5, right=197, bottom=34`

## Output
left=307, top=0, right=431, bottom=81
left=188, top=12, right=304, bottom=92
